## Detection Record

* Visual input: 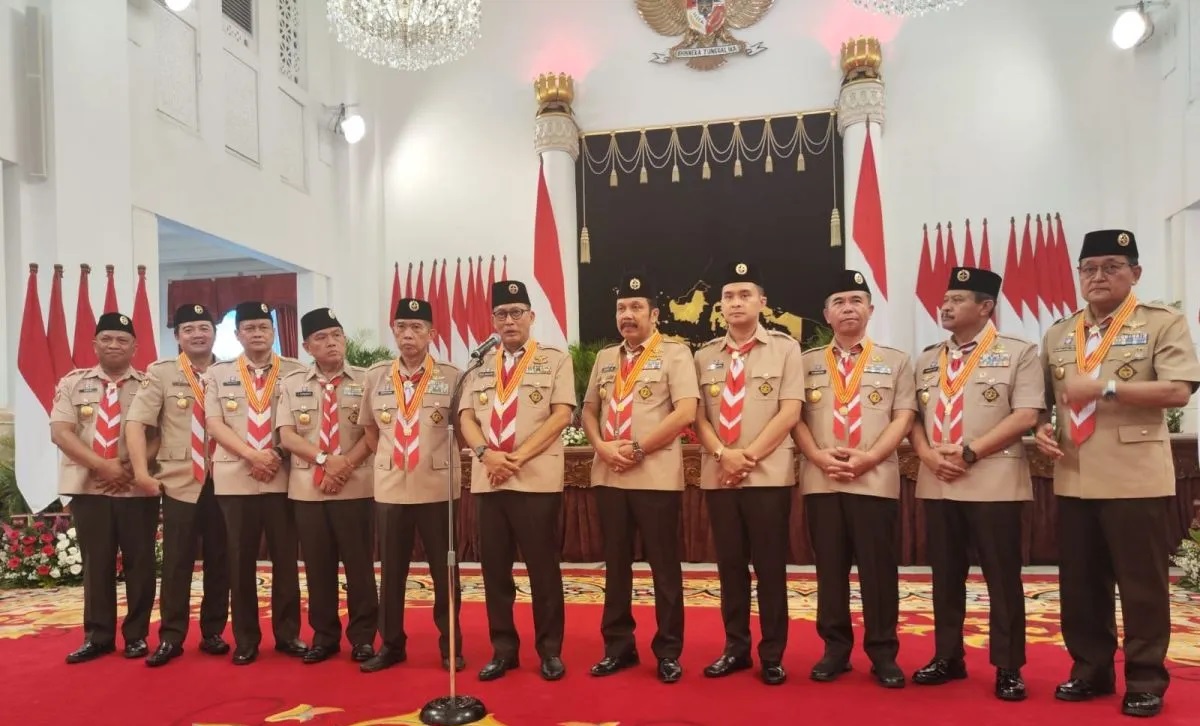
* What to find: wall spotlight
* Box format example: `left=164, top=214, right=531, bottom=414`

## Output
left=329, top=103, right=366, bottom=144
left=165, top=0, right=194, bottom=11
left=1112, top=1, right=1167, bottom=50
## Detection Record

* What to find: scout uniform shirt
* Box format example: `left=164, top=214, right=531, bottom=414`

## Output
left=799, top=340, right=916, bottom=499
left=914, top=327, right=1044, bottom=502
left=203, top=355, right=305, bottom=495
left=276, top=365, right=373, bottom=501
left=1041, top=298, right=1200, bottom=499
left=584, top=335, right=700, bottom=489
left=458, top=342, right=576, bottom=494
left=361, top=358, right=462, bottom=504
left=50, top=366, right=156, bottom=498
left=126, top=355, right=217, bottom=504
left=693, top=326, right=805, bottom=488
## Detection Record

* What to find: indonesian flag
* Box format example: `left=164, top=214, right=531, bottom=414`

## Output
left=72, top=264, right=98, bottom=369
left=472, top=256, right=486, bottom=344
left=913, top=224, right=943, bottom=354
left=415, top=260, right=425, bottom=301
left=531, top=161, right=568, bottom=346
left=1017, top=216, right=1042, bottom=343
left=435, top=260, right=452, bottom=360
left=1034, top=216, right=1057, bottom=334
left=1055, top=214, right=1077, bottom=313
left=132, top=265, right=158, bottom=371
left=16, top=265, right=60, bottom=512
left=945, top=223, right=959, bottom=270
left=103, top=265, right=118, bottom=314
left=427, top=260, right=442, bottom=356
left=389, top=262, right=401, bottom=325
left=846, top=126, right=891, bottom=344
left=452, top=258, right=470, bottom=358
left=46, top=265, right=74, bottom=380
left=962, top=220, right=977, bottom=268
left=404, top=262, right=413, bottom=299
left=998, top=217, right=1025, bottom=336
left=979, top=219, right=993, bottom=271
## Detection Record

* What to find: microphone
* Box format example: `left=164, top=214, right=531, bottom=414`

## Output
left=470, top=334, right=501, bottom=360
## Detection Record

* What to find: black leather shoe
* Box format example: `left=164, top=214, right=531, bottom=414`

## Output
left=810, top=657, right=852, bottom=682
left=703, top=654, right=753, bottom=678
left=351, top=644, right=374, bottom=663
left=302, top=645, right=340, bottom=664
left=145, top=642, right=183, bottom=667
left=274, top=639, right=308, bottom=657
left=1055, top=678, right=1116, bottom=702
left=657, top=658, right=682, bottom=684
left=995, top=668, right=1026, bottom=701
left=478, top=656, right=519, bottom=681
left=442, top=654, right=466, bottom=672
left=360, top=646, right=406, bottom=673
left=540, top=656, right=566, bottom=681
left=590, top=652, right=640, bottom=677
left=912, top=658, right=967, bottom=685
left=232, top=647, right=258, bottom=665
left=1122, top=692, right=1163, bottom=717
left=871, top=662, right=906, bottom=689
left=198, top=635, right=230, bottom=655
left=124, top=639, right=148, bottom=659
left=761, top=662, right=787, bottom=686
left=65, top=642, right=115, bottom=664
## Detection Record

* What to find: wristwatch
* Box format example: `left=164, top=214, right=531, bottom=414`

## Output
left=1102, top=379, right=1118, bottom=401
left=713, top=447, right=724, bottom=462
left=961, top=444, right=978, bottom=465
left=473, top=445, right=488, bottom=461
left=631, top=441, right=645, bottom=463
left=314, top=451, right=328, bottom=466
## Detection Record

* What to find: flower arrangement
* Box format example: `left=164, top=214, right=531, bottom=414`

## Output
left=561, top=427, right=588, bottom=447
left=2, top=515, right=165, bottom=589
left=1173, top=519, right=1200, bottom=592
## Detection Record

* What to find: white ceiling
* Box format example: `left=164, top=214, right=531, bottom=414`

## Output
left=157, top=217, right=299, bottom=275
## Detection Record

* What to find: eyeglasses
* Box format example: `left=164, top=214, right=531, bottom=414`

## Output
left=492, top=308, right=530, bottom=321
left=392, top=322, right=429, bottom=333
left=1077, top=263, right=1131, bottom=278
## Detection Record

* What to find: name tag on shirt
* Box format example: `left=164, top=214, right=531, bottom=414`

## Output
left=921, top=364, right=939, bottom=375
left=979, top=353, right=1011, bottom=368
left=478, top=369, right=496, bottom=378
left=644, top=360, right=663, bottom=370
left=171, top=381, right=190, bottom=387
left=808, top=366, right=827, bottom=376
left=706, top=360, right=725, bottom=370
left=527, top=365, right=553, bottom=375
left=222, top=379, right=241, bottom=387
left=295, top=389, right=315, bottom=397
left=1113, top=333, right=1148, bottom=346
left=863, top=363, right=892, bottom=375
left=601, top=364, right=617, bottom=373
left=427, top=381, right=450, bottom=396
left=343, top=385, right=364, bottom=397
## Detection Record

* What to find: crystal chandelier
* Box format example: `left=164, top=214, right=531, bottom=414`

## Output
left=850, top=0, right=968, bottom=17
left=327, top=0, right=483, bottom=71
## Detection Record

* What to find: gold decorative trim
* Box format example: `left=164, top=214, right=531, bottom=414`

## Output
left=581, top=107, right=837, bottom=138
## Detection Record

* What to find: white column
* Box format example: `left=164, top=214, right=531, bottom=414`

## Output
left=131, top=206, right=161, bottom=354
left=533, top=76, right=580, bottom=347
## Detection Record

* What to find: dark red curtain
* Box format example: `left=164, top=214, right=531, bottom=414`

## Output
left=166, top=273, right=299, bottom=356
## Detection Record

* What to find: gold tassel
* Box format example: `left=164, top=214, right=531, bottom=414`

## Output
left=797, top=152, right=806, bottom=172
left=830, top=208, right=842, bottom=247
left=733, top=158, right=743, bottom=178
left=702, top=161, right=711, bottom=180
left=671, top=164, right=680, bottom=183
left=639, top=166, right=647, bottom=184
left=609, top=169, right=618, bottom=187
left=765, top=154, right=773, bottom=174
left=579, top=226, right=591, bottom=264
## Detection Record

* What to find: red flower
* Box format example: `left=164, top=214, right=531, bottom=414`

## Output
left=40, top=533, right=53, bottom=544
left=21, top=536, right=35, bottom=546
left=35, top=565, right=50, bottom=576
left=5, top=528, right=17, bottom=540
left=22, top=546, right=35, bottom=557
left=6, top=558, right=19, bottom=570
left=41, top=544, right=55, bottom=556
left=33, top=521, right=45, bottom=530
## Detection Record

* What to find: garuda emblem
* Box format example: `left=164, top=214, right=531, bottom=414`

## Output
left=636, top=0, right=774, bottom=71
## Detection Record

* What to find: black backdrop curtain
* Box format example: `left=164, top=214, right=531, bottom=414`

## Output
left=576, top=111, right=844, bottom=348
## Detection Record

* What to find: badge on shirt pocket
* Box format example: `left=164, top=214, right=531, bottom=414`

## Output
left=529, top=389, right=543, bottom=404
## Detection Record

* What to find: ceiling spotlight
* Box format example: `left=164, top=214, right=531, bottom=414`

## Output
left=165, top=0, right=194, bottom=11
left=330, top=103, right=366, bottom=144
left=1112, top=1, right=1166, bottom=50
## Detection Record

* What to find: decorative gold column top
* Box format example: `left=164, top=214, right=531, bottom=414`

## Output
left=837, top=37, right=884, bottom=134
left=841, top=37, right=882, bottom=84
left=535, top=72, right=575, bottom=116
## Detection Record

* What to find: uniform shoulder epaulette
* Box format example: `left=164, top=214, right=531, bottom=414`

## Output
left=279, top=355, right=303, bottom=366
left=367, top=359, right=392, bottom=373
left=922, top=342, right=940, bottom=352
left=1138, top=300, right=1178, bottom=313
left=345, top=364, right=368, bottom=375
left=767, top=329, right=794, bottom=339
left=537, top=344, right=564, bottom=354
left=63, top=367, right=90, bottom=378
left=700, top=336, right=724, bottom=349
left=434, top=361, right=462, bottom=375
left=660, top=338, right=688, bottom=347
left=150, top=358, right=175, bottom=368
left=872, top=342, right=904, bottom=353
left=281, top=367, right=308, bottom=381
left=804, top=344, right=830, bottom=354
left=994, top=332, right=1030, bottom=344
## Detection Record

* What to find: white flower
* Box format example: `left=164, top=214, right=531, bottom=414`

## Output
left=56, top=540, right=68, bottom=551
left=49, top=568, right=60, bottom=578
left=68, top=546, right=79, bottom=557
left=67, top=527, right=76, bottom=538
left=27, top=573, right=37, bottom=580
left=57, top=532, right=67, bottom=541
left=69, top=563, right=82, bottom=575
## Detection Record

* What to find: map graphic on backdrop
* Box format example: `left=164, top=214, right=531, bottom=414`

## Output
left=576, top=112, right=844, bottom=348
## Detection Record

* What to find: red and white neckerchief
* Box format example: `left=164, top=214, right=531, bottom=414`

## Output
left=932, top=324, right=996, bottom=445
left=391, top=355, right=434, bottom=471
left=91, top=376, right=125, bottom=459
left=826, top=340, right=871, bottom=448
left=487, top=341, right=538, bottom=453
left=312, top=372, right=344, bottom=488
left=1068, top=294, right=1137, bottom=446
left=603, top=332, right=662, bottom=442
left=238, top=354, right=280, bottom=450
left=177, top=354, right=209, bottom=482
left=718, top=337, right=757, bottom=445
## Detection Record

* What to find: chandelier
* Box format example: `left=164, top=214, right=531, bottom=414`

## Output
left=326, top=0, right=483, bottom=71
left=850, top=0, right=968, bottom=16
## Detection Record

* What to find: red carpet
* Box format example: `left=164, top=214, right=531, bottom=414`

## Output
left=2, top=570, right=1199, bottom=725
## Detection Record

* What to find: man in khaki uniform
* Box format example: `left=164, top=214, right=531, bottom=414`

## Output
left=50, top=312, right=159, bottom=664
left=1035, top=230, right=1200, bottom=718
left=277, top=308, right=378, bottom=665
left=581, top=272, right=699, bottom=684
left=359, top=298, right=464, bottom=674
left=693, top=261, right=803, bottom=686
left=910, top=267, right=1043, bottom=701
left=793, top=270, right=915, bottom=689
left=458, top=280, right=575, bottom=682
left=126, top=303, right=230, bottom=667
left=204, top=301, right=307, bottom=665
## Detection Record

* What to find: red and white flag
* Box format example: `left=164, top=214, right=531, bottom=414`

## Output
left=472, top=256, right=487, bottom=344
left=1035, top=216, right=1057, bottom=333
left=103, top=264, right=119, bottom=314
left=979, top=218, right=993, bottom=271
left=46, top=265, right=74, bottom=380
left=404, top=262, right=413, bottom=299
left=1017, top=215, right=1041, bottom=343
left=962, top=220, right=977, bottom=268
left=436, top=260, right=452, bottom=360
left=1055, top=214, right=1077, bottom=314
left=16, top=264, right=60, bottom=512
left=452, top=258, right=470, bottom=359
left=389, top=262, right=401, bottom=325
left=132, top=265, right=158, bottom=371
left=427, top=260, right=442, bottom=357
left=998, top=218, right=1025, bottom=336
left=913, top=225, right=943, bottom=354
left=72, top=264, right=98, bottom=369
left=531, top=162, right=568, bottom=346
left=847, top=125, right=891, bottom=344
left=415, top=261, right=425, bottom=301
left=945, top=222, right=959, bottom=271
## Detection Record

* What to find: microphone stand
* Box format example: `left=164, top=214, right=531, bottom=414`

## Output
left=420, top=353, right=488, bottom=726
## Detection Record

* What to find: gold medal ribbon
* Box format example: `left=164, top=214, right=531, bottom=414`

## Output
left=494, top=340, right=539, bottom=403
left=938, top=325, right=997, bottom=398
left=391, top=355, right=435, bottom=424
left=614, top=332, right=662, bottom=403
left=237, top=354, right=281, bottom=413
left=177, top=352, right=205, bottom=403
left=1074, top=294, right=1138, bottom=375
left=825, top=339, right=873, bottom=406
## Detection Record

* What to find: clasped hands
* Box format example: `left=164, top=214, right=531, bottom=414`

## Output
left=245, top=448, right=283, bottom=482
left=319, top=454, right=354, bottom=495
left=92, top=459, right=136, bottom=495
left=483, top=449, right=527, bottom=488
left=595, top=439, right=643, bottom=474
left=920, top=444, right=969, bottom=482
left=719, top=449, right=757, bottom=488
left=812, top=447, right=879, bottom=483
